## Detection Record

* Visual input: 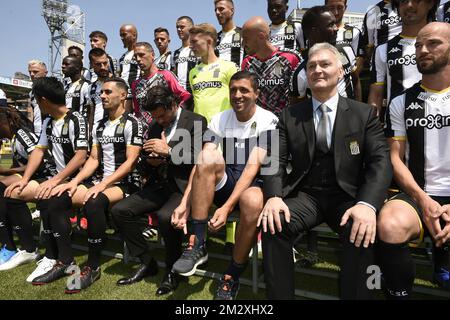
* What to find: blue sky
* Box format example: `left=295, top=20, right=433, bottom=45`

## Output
left=0, top=0, right=375, bottom=77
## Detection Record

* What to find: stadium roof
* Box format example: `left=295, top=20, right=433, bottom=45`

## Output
left=0, top=76, right=32, bottom=102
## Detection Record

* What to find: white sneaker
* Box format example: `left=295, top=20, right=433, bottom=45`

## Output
left=31, top=210, right=41, bottom=220
left=26, top=256, right=56, bottom=283
left=0, top=250, right=39, bottom=271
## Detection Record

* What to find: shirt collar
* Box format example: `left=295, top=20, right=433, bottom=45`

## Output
left=312, top=93, right=340, bottom=113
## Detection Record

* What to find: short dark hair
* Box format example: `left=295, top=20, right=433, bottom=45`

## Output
left=215, top=0, right=235, bottom=6
left=177, top=16, right=194, bottom=25
left=230, top=71, right=259, bottom=92
left=302, top=6, right=330, bottom=37
left=89, top=48, right=107, bottom=62
left=89, top=30, right=108, bottom=42
left=154, top=27, right=170, bottom=36
left=267, top=0, right=288, bottom=4
left=68, top=45, right=83, bottom=56
left=32, top=77, right=66, bottom=105
left=144, top=85, right=180, bottom=112
left=103, top=77, right=129, bottom=93
left=324, top=0, right=347, bottom=5
left=135, top=42, right=155, bottom=53
left=392, top=0, right=440, bottom=21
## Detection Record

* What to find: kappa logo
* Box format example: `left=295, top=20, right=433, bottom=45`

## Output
left=389, top=47, right=401, bottom=54
left=406, top=102, right=423, bottom=110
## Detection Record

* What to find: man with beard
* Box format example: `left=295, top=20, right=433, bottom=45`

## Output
left=153, top=28, right=172, bottom=71
left=214, top=0, right=244, bottom=67
left=87, top=48, right=114, bottom=131
left=132, top=42, right=190, bottom=137
left=368, top=0, right=439, bottom=116
left=378, top=22, right=450, bottom=298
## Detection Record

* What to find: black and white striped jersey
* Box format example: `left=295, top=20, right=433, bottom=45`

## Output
left=63, top=68, right=91, bottom=87
left=37, top=111, right=88, bottom=175
left=372, top=35, right=420, bottom=103
left=154, top=51, right=172, bottom=71
left=92, top=113, right=143, bottom=183
left=386, top=83, right=450, bottom=196
left=216, top=27, right=244, bottom=67
left=12, top=128, right=38, bottom=167
left=270, top=21, right=305, bottom=51
left=119, top=50, right=140, bottom=88
left=291, top=44, right=357, bottom=99
left=12, top=128, right=56, bottom=178
left=29, top=91, right=42, bottom=137
left=437, top=1, right=450, bottom=22
left=359, top=0, right=402, bottom=56
left=337, top=25, right=362, bottom=57
left=171, top=46, right=200, bottom=92
left=88, top=79, right=108, bottom=126
left=64, top=78, right=90, bottom=119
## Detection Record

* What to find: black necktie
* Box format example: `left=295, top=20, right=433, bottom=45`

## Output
left=316, top=104, right=329, bottom=153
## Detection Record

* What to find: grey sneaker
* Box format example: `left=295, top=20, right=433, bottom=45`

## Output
left=172, top=235, right=208, bottom=277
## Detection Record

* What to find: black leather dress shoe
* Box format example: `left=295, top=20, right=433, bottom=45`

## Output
left=116, top=260, right=158, bottom=286
left=156, top=271, right=181, bottom=296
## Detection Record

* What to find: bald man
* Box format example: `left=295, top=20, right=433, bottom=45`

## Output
left=119, top=24, right=140, bottom=89
left=377, top=22, right=450, bottom=299
left=241, top=16, right=301, bottom=117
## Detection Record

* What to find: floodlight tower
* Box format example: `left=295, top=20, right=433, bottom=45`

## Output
left=42, top=0, right=68, bottom=76
left=42, top=0, right=85, bottom=77
left=289, top=0, right=303, bottom=23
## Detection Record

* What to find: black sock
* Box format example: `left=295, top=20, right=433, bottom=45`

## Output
left=225, top=259, right=248, bottom=281
left=306, top=231, right=318, bottom=253
left=6, top=198, right=35, bottom=253
left=37, top=200, right=58, bottom=260
left=432, top=243, right=449, bottom=272
left=84, top=193, right=109, bottom=269
left=377, top=240, right=415, bottom=300
left=191, top=219, right=207, bottom=248
left=48, top=193, right=74, bottom=264
left=0, top=182, right=16, bottom=251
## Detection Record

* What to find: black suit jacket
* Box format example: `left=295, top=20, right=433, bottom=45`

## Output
left=263, top=96, right=392, bottom=212
left=146, top=108, right=207, bottom=193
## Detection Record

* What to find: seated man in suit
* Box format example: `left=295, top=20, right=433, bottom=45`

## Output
left=111, top=85, right=207, bottom=296
left=171, top=70, right=279, bottom=300
left=259, top=42, right=392, bottom=300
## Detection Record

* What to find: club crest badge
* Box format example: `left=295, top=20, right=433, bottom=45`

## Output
left=350, top=141, right=360, bottom=155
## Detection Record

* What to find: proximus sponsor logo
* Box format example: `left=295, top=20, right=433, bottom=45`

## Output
left=376, top=15, right=401, bottom=28
left=258, top=78, right=285, bottom=87
left=98, top=136, right=125, bottom=144
left=192, top=81, right=222, bottom=91
left=406, top=114, right=450, bottom=130
left=387, top=54, right=416, bottom=67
